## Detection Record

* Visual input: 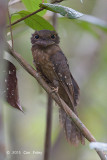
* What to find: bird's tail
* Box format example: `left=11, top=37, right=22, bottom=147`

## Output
left=59, top=108, right=85, bottom=145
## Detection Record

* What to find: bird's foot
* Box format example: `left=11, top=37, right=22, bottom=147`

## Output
left=50, top=86, right=58, bottom=94
left=50, top=86, right=63, bottom=107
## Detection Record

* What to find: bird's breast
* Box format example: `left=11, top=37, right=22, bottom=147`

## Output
left=33, top=48, right=57, bottom=82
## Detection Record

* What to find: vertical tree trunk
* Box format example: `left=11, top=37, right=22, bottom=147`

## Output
left=44, top=95, right=53, bottom=160
left=0, top=0, right=7, bottom=159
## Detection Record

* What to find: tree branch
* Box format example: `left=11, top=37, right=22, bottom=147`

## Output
left=7, top=8, right=44, bottom=28
left=7, top=2, right=58, bottom=28
left=7, top=44, right=106, bottom=160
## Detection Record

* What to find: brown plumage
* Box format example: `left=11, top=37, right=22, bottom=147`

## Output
left=31, top=30, right=85, bottom=145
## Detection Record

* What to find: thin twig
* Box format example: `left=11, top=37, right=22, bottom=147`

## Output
left=8, top=9, right=14, bottom=49
left=44, top=95, right=53, bottom=160
left=7, top=44, right=106, bottom=160
left=7, top=8, right=44, bottom=28
left=7, top=2, right=58, bottom=28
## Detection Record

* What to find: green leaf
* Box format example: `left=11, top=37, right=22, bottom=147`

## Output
left=11, top=14, right=21, bottom=24
left=78, top=15, right=107, bottom=32
left=12, top=10, right=54, bottom=30
left=40, top=3, right=83, bottom=19
left=41, top=3, right=107, bottom=32
left=21, top=0, right=47, bottom=16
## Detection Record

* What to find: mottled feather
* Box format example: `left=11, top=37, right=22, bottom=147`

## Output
left=31, top=30, right=85, bottom=145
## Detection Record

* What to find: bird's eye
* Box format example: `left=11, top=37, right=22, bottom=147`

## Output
left=35, top=35, right=39, bottom=39
left=51, top=34, right=56, bottom=39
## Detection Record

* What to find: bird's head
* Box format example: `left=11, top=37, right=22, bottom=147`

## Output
left=31, top=30, right=60, bottom=48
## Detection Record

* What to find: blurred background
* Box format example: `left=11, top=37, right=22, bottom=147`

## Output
left=2, top=0, right=107, bottom=160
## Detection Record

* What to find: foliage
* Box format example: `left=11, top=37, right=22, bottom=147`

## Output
left=40, top=3, right=84, bottom=18
left=21, top=0, right=47, bottom=15
left=10, top=1, right=107, bottom=34
left=13, top=10, right=54, bottom=30
left=40, top=3, right=107, bottom=32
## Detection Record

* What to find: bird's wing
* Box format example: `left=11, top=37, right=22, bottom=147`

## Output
left=50, top=51, right=84, bottom=145
left=50, top=51, right=80, bottom=108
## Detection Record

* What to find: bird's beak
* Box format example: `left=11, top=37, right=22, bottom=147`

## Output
left=36, top=40, right=55, bottom=47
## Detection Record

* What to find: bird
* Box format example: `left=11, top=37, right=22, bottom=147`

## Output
left=31, top=30, right=85, bottom=145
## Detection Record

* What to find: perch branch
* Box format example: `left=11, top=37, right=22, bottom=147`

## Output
left=7, top=44, right=106, bottom=160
